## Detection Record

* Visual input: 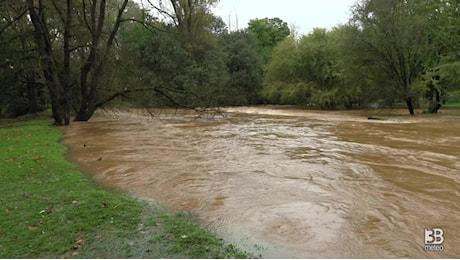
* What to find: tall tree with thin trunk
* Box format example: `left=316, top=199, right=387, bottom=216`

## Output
left=350, top=0, right=432, bottom=114
left=27, top=0, right=69, bottom=125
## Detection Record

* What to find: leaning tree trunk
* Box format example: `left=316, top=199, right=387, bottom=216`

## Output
left=429, top=102, right=441, bottom=114
left=74, top=106, right=96, bottom=121
left=427, top=82, right=442, bottom=114
left=74, top=93, right=97, bottom=121
left=404, top=97, right=415, bottom=115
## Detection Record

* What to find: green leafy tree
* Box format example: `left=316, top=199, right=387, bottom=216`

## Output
left=119, top=1, right=230, bottom=109
left=422, top=0, right=460, bottom=107
left=219, top=31, right=264, bottom=105
left=247, top=17, right=290, bottom=61
left=297, top=28, right=344, bottom=109
left=118, top=22, right=189, bottom=107
left=350, top=0, right=433, bottom=114
left=262, top=28, right=354, bottom=108
left=328, top=25, right=365, bottom=108
left=262, top=36, right=308, bottom=105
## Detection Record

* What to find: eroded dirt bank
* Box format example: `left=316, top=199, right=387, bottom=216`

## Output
left=63, top=107, right=460, bottom=258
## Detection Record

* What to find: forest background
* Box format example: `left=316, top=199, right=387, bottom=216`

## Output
left=1, top=0, right=459, bottom=125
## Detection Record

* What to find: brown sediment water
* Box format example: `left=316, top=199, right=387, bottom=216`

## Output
left=63, top=107, right=460, bottom=258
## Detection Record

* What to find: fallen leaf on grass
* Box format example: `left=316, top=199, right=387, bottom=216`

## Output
left=94, top=235, right=103, bottom=240
left=72, top=238, right=85, bottom=250
left=28, top=226, right=37, bottom=231
left=71, top=200, right=78, bottom=205
left=33, top=156, right=45, bottom=161
left=72, top=251, right=80, bottom=256
left=6, top=156, right=20, bottom=162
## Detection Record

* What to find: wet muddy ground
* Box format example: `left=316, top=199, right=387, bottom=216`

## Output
left=63, top=107, right=460, bottom=258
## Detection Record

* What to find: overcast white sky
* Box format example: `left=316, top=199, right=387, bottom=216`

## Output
left=211, top=0, right=357, bottom=35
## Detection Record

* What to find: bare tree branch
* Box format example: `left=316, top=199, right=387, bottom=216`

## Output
left=81, top=0, right=92, bottom=33
left=94, top=87, right=195, bottom=110
left=145, top=0, right=178, bottom=26
left=0, top=9, right=28, bottom=35
left=106, top=0, right=128, bottom=49
left=119, top=18, right=170, bottom=33
left=50, top=0, right=66, bottom=24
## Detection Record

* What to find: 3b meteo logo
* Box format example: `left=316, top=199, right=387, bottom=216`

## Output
left=424, top=228, right=444, bottom=252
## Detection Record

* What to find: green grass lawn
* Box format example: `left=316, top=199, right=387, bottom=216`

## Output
left=444, top=102, right=460, bottom=108
left=0, top=119, right=250, bottom=259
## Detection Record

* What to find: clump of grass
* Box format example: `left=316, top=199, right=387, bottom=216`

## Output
left=0, top=120, right=251, bottom=258
left=152, top=212, right=249, bottom=258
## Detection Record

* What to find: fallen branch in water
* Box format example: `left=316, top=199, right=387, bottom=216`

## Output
left=194, top=107, right=227, bottom=119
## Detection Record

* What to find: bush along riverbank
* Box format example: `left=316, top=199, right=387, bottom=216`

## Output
left=0, top=119, right=251, bottom=258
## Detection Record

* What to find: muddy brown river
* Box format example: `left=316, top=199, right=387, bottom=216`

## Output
left=63, top=107, right=460, bottom=258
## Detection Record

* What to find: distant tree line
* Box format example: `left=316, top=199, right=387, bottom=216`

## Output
left=263, top=0, right=460, bottom=114
left=0, top=0, right=459, bottom=124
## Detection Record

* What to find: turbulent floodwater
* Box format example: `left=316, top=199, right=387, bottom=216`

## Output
left=63, top=107, right=460, bottom=258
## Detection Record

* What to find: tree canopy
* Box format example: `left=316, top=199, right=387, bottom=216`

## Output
left=247, top=17, right=290, bottom=61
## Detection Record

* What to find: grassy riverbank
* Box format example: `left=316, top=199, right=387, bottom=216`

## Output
left=0, top=119, right=250, bottom=258
left=444, top=102, right=460, bottom=108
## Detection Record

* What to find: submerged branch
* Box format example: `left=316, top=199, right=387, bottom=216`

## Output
left=94, top=86, right=196, bottom=110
